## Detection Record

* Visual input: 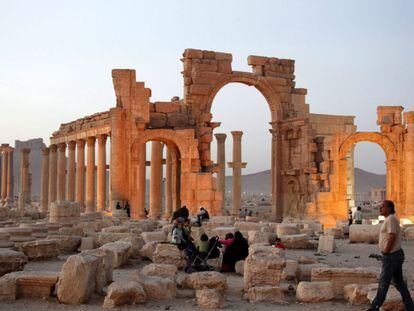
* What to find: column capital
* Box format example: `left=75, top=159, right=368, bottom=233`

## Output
left=76, top=139, right=86, bottom=149
left=214, top=133, right=227, bottom=143
left=231, top=131, right=243, bottom=139
left=6, top=146, right=14, bottom=154
left=41, top=147, right=50, bottom=155
left=21, top=148, right=31, bottom=154
left=50, top=144, right=58, bottom=152
left=57, top=142, right=66, bottom=152
left=97, top=134, right=108, bottom=146
left=68, top=141, right=76, bottom=150
left=87, top=136, right=96, bottom=146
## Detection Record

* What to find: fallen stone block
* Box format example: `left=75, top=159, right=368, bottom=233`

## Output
left=196, top=288, right=224, bottom=309
left=311, top=267, right=378, bottom=298
left=276, top=223, right=299, bottom=236
left=245, top=285, right=285, bottom=303
left=279, top=234, right=308, bottom=249
left=47, top=235, right=81, bottom=254
left=16, top=271, right=59, bottom=299
left=282, top=259, right=298, bottom=281
left=244, top=245, right=286, bottom=290
left=141, top=231, right=167, bottom=243
left=100, top=241, right=131, bottom=268
left=0, top=249, right=28, bottom=276
left=152, top=243, right=186, bottom=268
left=186, top=271, right=227, bottom=292
left=324, top=227, right=342, bottom=238
left=139, top=241, right=158, bottom=261
left=83, top=248, right=114, bottom=293
left=317, top=235, right=335, bottom=253
left=343, top=283, right=378, bottom=305
left=103, top=281, right=146, bottom=308
left=18, top=239, right=60, bottom=260
left=296, top=281, right=334, bottom=302
left=57, top=252, right=100, bottom=304
left=121, top=235, right=144, bottom=259
left=101, top=225, right=130, bottom=233
left=349, top=224, right=380, bottom=243
left=141, top=263, right=177, bottom=280
left=79, top=237, right=95, bottom=251
left=248, top=230, right=271, bottom=245
left=131, top=272, right=176, bottom=300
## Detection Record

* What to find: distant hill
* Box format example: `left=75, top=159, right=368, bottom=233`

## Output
left=222, top=167, right=386, bottom=196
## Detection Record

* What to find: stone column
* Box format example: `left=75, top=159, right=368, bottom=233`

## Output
left=1, top=145, right=8, bottom=203
left=57, top=143, right=67, bottom=201
left=164, top=148, right=173, bottom=219
left=227, top=131, right=247, bottom=216
left=6, top=147, right=14, bottom=207
left=40, top=147, right=49, bottom=212
left=149, top=141, right=163, bottom=219
left=85, top=137, right=96, bottom=213
left=404, top=112, right=414, bottom=219
left=19, top=148, right=30, bottom=209
left=5, top=147, right=14, bottom=206
left=136, top=143, right=147, bottom=219
left=48, top=144, right=58, bottom=204
left=66, top=141, right=76, bottom=201
left=97, top=134, right=107, bottom=212
left=215, top=133, right=227, bottom=213
left=270, top=123, right=283, bottom=222
left=76, top=139, right=86, bottom=209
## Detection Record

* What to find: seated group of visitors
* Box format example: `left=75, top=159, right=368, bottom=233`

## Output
left=170, top=206, right=249, bottom=273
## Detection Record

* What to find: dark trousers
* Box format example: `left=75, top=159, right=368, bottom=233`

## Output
left=370, top=249, right=414, bottom=310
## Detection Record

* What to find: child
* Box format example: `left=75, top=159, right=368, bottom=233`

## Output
left=274, top=238, right=285, bottom=249
left=197, top=234, right=209, bottom=254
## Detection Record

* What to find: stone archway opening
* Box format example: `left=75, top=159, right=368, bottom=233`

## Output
left=352, top=142, right=386, bottom=219
left=210, top=82, right=273, bottom=217
left=338, top=132, right=397, bottom=218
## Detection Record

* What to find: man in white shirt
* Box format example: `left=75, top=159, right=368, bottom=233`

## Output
left=368, top=200, right=414, bottom=311
left=354, top=206, right=363, bottom=224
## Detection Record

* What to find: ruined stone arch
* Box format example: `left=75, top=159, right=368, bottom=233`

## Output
left=337, top=132, right=399, bottom=211
left=204, top=72, right=283, bottom=123
left=339, top=132, right=397, bottom=161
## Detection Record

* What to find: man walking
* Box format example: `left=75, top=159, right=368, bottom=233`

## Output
left=368, top=200, right=414, bottom=311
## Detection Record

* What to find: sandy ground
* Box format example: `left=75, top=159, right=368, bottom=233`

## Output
left=1, top=240, right=413, bottom=311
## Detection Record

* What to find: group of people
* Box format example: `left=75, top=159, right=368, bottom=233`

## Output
left=170, top=206, right=248, bottom=273
left=115, top=201, right=131, bottom=218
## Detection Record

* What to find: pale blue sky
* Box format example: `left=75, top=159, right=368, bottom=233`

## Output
left=1, top=0, right=413, bottom=174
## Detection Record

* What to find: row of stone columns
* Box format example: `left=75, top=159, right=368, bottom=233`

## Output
left=131, top=141, right=179, bottom=220
left=0, top=144, right=14, bottom=207
left=40, top=135, right=108, bottom=213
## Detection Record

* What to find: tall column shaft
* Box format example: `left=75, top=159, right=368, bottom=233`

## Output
left=1, top=145, right=8, bottom=202
left=76, top=140, right=86, bottom=209
left=6, top=147, right=14, bottom=204
left=67, top=141, right=76, bottom=201
left=149, top=141, right=163, bottom=219
left=135, top=143, right=146, bottom=219
left=40, top=147, right=49, bottom=212
left=48, top=144, right=58, bottom=204
left=97, top=135, right=107, bottom=212
left=19, top=148, right=30, bottom=208
left=228, top=131, right=246, bottom=217
left=215, top=133, right=227, bottom=213
left=57, top=143, right=67, bottom=201
left=270, top=123, right=283, bottom=222
left=164, top=148, right=173, bottom=218
left=86, top=137, right=96, bottom=213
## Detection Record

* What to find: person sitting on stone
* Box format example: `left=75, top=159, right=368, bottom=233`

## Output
left=219, top=232, right=234, bottom=254
left=171, top=205, right=190, bottom=223
left=196, top=233, right=209, bottom=256
left=115, top=201, right=121, bottom=210
left=221, top=231, right=249, bottom=272
left=274, top=237, right=285, bottom=249
left=171, top=221, right=189, bottom=249
left=196, top=207, right=210, bottom=226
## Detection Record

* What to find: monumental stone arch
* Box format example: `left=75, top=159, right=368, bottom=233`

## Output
left=41, top=49, right=414, bottom=227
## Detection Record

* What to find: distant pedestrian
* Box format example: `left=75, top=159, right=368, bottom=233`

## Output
left=124, top=201, right=130, bottom=218
left=368, top=200, right=414, bottom=311
left=354, top=206, right=363, bottom=224
left=116, top=202, right=121, bottom=210
left=348, top=209, right=353, bottom=226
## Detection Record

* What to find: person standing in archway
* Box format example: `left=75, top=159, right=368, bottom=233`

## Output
left=368, top=200, right=414, bottom=311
